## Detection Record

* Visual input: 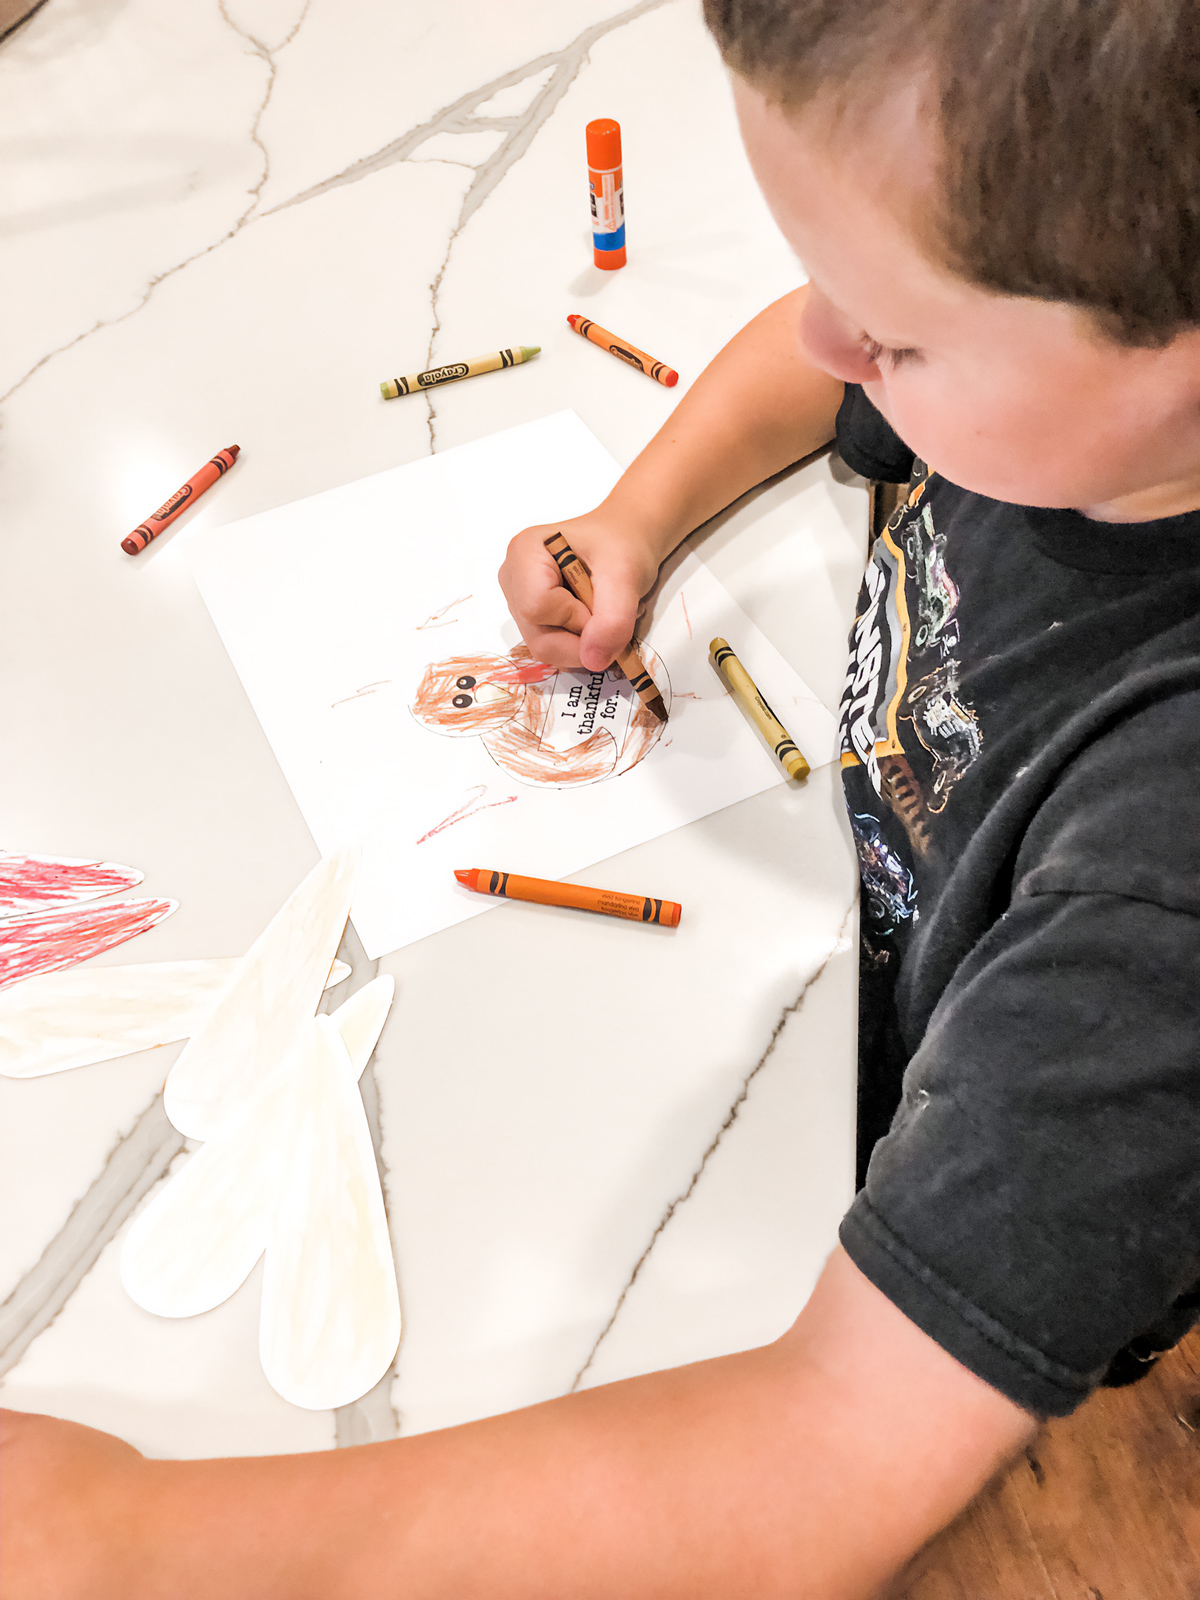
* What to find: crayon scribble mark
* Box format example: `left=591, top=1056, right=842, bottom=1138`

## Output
left=680, top=593, right=692, bottom=639
left=262, top=0, right=671, bottom=452
left=569, top=902, right=856, bottom=1393
left=331, top=680, right=391, bottom=708
left=416, top=784, right=518, bottom=845
left=0, top=1, right=311, bottom=405
left=416, top=596, right=472, bottom=630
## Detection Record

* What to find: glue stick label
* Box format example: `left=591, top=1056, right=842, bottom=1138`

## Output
left=589, top=165, right=625, bottom=247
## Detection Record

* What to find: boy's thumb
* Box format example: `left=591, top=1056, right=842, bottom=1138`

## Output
left=578, top=571, right=641, bottom=672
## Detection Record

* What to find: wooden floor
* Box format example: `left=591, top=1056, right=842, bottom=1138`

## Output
left=892, top=1326, right=1200, bottom=1599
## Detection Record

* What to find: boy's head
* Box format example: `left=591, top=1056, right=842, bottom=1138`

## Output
left=706, top=0, right=1200, bottom=518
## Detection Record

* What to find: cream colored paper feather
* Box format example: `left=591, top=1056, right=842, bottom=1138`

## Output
left=121, top=978, right=399, bottom=1409
left=164, top=849, right=358, bottom=1140
left=0, top=958, right=350, bottom=1080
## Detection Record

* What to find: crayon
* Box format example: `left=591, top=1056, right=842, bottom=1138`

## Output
left=455, top=868, right=681, bottom=927
left=543, top=530, right=669, bottom=724
left=566, top=314, right=678, bottom=388
left=121, top=447, right=240, bottom=555
left=380, top=345, right=540, bottom=399
left=710, top=637, right=810, bottom=781
left=586, top=118, right=626, bottom=270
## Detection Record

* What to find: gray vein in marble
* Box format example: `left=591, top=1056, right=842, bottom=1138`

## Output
left=258, top=0, right=672, bottom=451
left=0, top=922, right=397, bottom=1450
left=0, top=0, right=670, bottom=411
left=317, top=922, right=402, bottom=1446
left=0, top=0, right=310, bottom=405
left=0, top=1096, right=185, bottom=1379
left=569, top=904, right=856, bottom=1392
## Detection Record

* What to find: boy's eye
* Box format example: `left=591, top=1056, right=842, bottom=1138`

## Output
left=452, top=693, right=473, bottom=709
left=862, top=337, right=920, bottom=370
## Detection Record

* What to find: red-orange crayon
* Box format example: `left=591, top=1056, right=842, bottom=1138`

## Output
left=566, top=315, right=678, bottom=387
left=121, top=446, right=240, bottom=554
left=455, top=868, right=682, bottom=927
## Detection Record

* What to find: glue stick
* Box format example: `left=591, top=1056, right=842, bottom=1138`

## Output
left=586, top=118, right=626, bottom=270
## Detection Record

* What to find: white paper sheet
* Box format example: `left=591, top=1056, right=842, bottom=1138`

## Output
left=184, top=412, right=837, bottom=957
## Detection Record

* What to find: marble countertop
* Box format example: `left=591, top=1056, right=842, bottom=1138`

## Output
left=0, top=0, right=864, bottom=1457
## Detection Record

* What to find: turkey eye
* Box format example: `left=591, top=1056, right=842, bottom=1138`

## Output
left=455, top=675, right=476, bottom=689
left=452, top=693, right=473, bottom=709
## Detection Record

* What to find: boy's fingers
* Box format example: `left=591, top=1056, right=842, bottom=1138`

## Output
left=578, top=569, right=642, bottom=672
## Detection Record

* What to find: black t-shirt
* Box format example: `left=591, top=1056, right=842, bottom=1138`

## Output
left=834, top=383, right=1200, bottom=1418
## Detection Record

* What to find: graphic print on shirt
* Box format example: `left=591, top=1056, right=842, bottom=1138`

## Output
left=839, top=466, right=982, bottom=927
left=849, top=811, right=919, bottom=927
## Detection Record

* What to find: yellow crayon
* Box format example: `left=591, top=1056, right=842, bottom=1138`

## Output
left=380, top=345, right=540, bottom=399
left=710, top=637, right=810, bottom=781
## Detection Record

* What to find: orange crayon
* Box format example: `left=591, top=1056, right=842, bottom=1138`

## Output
left=455, top=867, right=682, bottom=927
left=121, top=446, right=240, bottom=554
left=567, top=314, right=678, bottom=388
left=542, top=530, right=668, bottom=723
left=586, top=118, right=626, bottom=270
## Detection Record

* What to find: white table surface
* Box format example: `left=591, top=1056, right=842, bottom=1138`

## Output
left=0, top=0, right=865, bottom=1457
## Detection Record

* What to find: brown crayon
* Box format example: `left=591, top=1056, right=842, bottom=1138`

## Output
left=121, top=446, right=240, bottom=554
left=542, top=530, right=668, bottom=723
left=455, top=867, right=681, bottom=927
left=567, top=314, right=678, bottom=387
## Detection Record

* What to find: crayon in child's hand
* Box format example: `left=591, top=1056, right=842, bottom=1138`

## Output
left=543, top=530, right=669, bottom=724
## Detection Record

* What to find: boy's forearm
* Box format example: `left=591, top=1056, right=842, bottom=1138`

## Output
left=603, top=286, right=844, bottom=561
left=148, top=1347, right=854, bottom=1600
left=129, top=1251, right=1031, bottom=1600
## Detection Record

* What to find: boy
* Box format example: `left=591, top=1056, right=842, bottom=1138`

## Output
left=5, top=2, right=1199, bottom=1594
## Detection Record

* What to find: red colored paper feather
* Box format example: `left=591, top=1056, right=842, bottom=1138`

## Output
left=0, top=899, right=177, bottom=990
left=0, top=853, right=143, bottom=917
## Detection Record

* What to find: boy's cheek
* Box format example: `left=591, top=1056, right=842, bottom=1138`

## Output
left=798, top=293, right=879, bottom=384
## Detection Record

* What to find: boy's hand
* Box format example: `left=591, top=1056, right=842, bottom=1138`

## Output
left=499, top=511, right=666, bottom=674
left=0, top=1408, right=153, bottom=1598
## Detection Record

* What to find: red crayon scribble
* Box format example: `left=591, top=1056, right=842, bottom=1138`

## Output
left=417, top=595, right=473, bottom=630
left=416, top=785, right=519, bottom=845
left=489, top=659, right=555, bottom=686
left=0, top=853, right=143, bottom=918
left=0, top=898, right=177, bottom=990
left=680, top=593, right=692, bottom=639
left=332, top=680, right=391, bottom=708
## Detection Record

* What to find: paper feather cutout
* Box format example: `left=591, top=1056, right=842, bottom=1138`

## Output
left=0, top=958, right=350, bottom=1079
left=0, top=898, right=178, bottom=990
left=122, top=980, right=399, bottom=1410
left=164, top=849, right=358, bottom=1140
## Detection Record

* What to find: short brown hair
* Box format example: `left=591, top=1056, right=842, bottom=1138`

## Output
left=704, top=0, right=1200, bottom=346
